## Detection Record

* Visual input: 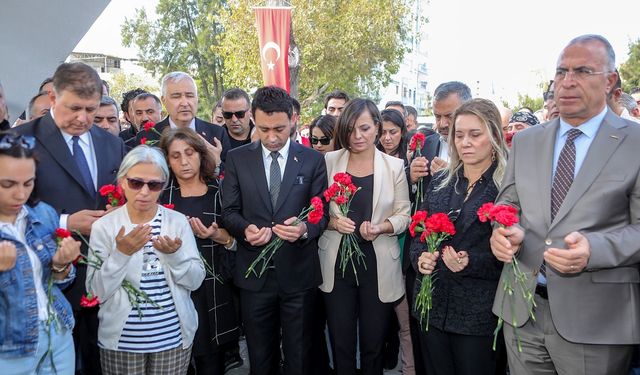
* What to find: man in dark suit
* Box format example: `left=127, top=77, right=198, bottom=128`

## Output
left=135, top=71, right=230, bottom=165
left=406, top=81, right=472, bottom=375
left=16, top=62, right=126, bottom=375
left=222, top=86, right=328, bottom=375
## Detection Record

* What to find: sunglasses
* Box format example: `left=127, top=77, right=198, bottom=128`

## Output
left=311, top=136, right=331, bottom=145
left=222, top=110, right=248, bottom=119
left=126, top=177, right=165, bottom=192
left=0, top=134, right=36, bottom=150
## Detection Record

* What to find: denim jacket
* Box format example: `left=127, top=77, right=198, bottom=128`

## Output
left=0, top=202, right=75, bottom=358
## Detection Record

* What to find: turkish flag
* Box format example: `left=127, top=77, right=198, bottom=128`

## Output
left=255, top=7, right=291, bottom=92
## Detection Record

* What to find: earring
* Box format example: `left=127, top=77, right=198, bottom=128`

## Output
left=491, top=150, right=496, bottom=162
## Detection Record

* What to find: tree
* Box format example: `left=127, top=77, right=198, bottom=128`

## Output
left=121, top=0, right=226, bottom=115
left=508, top=93, right=543, bottom=113
left=107, top=71, right=159, bottom=108
left=620, top=38, right=640, bottom=92
left=217, top=0, right=414, bottom=121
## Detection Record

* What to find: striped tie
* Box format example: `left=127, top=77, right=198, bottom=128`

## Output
left=551, top=128, right=582, bottom=220
left=269, top=151, right=281, bottom=208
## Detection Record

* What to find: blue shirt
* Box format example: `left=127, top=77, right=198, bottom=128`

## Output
left=551, top=107, right=607, bottom=180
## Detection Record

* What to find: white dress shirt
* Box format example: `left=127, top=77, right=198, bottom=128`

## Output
left=262, top=139, right=290, bottom=190
left=169, top=117, right=197, bottom=132
left=0, top=207, right=49, bottom=320
left=438, top=136, right=450, bottom=162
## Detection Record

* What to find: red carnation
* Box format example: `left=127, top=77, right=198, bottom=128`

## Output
left=99, top=184, right=116, bottom=196
left=143, top=121, right=156, bottom=132
left=140, top=137, right=148, bottom=145
left=80, top=293, right=99, bottom=308
left=409, top=132, right=426, bottom=152
left=55, top=228, right=72, bottom=239
left=491, top=205, right=519, bottom=227
left=335, top=195, right=347, bottom=205
left=308, top=210, right=323, bottom=225
left=477, top=202, right=495, bottom=222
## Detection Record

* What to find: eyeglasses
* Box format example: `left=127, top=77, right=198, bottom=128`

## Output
left=222, top=110, right=249, bottom=119
left=0, top=134, right=36, bottom=150
left=311, top=136, right=331, bottom=145
left=554, top=67, right=609, bottom=81
left=126, top=177, right=165, bottom=192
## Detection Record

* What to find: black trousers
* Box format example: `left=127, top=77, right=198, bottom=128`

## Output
left=240, top=270, right=315, bottom=375
left=405, top=265, right=430, bottom=375
left=419, top=325, right=496, bottom=375
left=73, top=308, right=102, bottom=375
left=324, top=245, right=395, bottom=375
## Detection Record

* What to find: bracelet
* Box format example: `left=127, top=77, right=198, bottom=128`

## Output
left=224, top=236, right=234, bottom=247
left=51, top=263, right=70, bottom=274
left=224, top=238, right=237, bottom=250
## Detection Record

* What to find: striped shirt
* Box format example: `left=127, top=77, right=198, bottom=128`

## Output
left=117, top=211, right=183, bottom=352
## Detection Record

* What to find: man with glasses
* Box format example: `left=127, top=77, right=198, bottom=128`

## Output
left=136, top=72, right=230, bottom=164
left=221, top=88, right=254, bottom=149
left=16, top=62, right=126, bottom=375
left=490, top=34, right=640, bottom=374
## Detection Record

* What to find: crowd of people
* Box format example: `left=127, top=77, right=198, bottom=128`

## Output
left=1, top=33, right=640, bottom=375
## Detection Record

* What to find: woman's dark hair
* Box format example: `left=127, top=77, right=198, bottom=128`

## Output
left=309, top=115, right=337, bottom=139
left=376, top=109, right=408, bottom=160
left=158, top=128, right=216, bottom=182
left=0, top=131, right=39, bottom=206
left=333, top=98, right=382, bottom=150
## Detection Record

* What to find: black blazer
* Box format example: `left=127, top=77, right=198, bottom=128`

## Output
left=409, top=166, right=502, bottom=336
left=135, top=117, right=231, bottom=161
left=16, top=112, right=126, bottom=308
left=222, top=141, right=328, bottom=293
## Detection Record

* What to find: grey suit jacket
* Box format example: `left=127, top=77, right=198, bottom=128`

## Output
left=493, top=110, right=640, bottom=345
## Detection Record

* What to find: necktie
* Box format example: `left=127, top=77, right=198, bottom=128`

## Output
left=551, top=128, right=582, bottom=220
left=269, top=151, right=281, bottom=208
left=542, top=128, right=582, bottom=279
left=72, top=136, right=95, bottom=195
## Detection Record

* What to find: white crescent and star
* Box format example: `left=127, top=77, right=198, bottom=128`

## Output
left=261, top=41, right=281, bottom=71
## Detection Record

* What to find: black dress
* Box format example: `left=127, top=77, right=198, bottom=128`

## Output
left=160, top=178, right=239, bottom=365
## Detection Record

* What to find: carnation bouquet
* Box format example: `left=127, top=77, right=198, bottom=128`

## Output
left=323, top=172, right=366, bottom=284
left=245, top=197, right=324, bottom=278
left=477, top=202, right=532, bottom=352
left=409, top=210, right=456, bottom=330
left=409, top=133, right=426, bottom=214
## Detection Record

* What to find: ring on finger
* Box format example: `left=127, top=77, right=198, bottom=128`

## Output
left=570, top=265, right=576, bottom=271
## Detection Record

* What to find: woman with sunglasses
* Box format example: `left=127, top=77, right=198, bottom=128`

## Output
left=86, top=145, right=205, bottom=375
left=319, top=99, right=410, bottom=375
left=0, top=132, right=81, bottom=374
left=309, top=115, right=336, bottom=154
left=410, top=99, right=507, bottom=375
left=158, top=128, right=239, bottom=374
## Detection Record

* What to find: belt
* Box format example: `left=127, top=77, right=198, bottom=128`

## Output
left=535, top=284, right=548, bottom=300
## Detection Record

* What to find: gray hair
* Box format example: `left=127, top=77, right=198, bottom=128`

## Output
left=566, top=34, right=616, bottom=71
left=433, top=81, right=472, bottom=103
left=619, top=93, right=638, bottom=112
left=100, top=95, right=119, bottom=116
left=116, top=145, right=170, bottom=189
left=161, top=71, right=197, bottom=98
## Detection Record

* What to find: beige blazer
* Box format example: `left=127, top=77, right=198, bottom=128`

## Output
left=318, top=148, right=410, bottom=303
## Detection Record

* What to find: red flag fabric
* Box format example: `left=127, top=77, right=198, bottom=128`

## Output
left=255, top=7, right=291, bottom=93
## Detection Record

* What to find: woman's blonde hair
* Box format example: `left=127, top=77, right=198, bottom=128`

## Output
left=437, top=98, right=508, bottom=190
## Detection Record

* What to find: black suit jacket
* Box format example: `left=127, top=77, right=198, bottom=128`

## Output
left=135, top=117, right=231, bottom=161
left=222, top=141, right=328, bottom=293
left=16, top=112, right=126, bottom=307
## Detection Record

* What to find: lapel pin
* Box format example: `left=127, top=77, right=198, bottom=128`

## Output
left=610, top=135, right=619, bottom=140
left=294, top=156, right=299, bottom=163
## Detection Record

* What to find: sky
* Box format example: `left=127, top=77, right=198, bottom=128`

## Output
left=75, top=0, right=640, bottom=103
